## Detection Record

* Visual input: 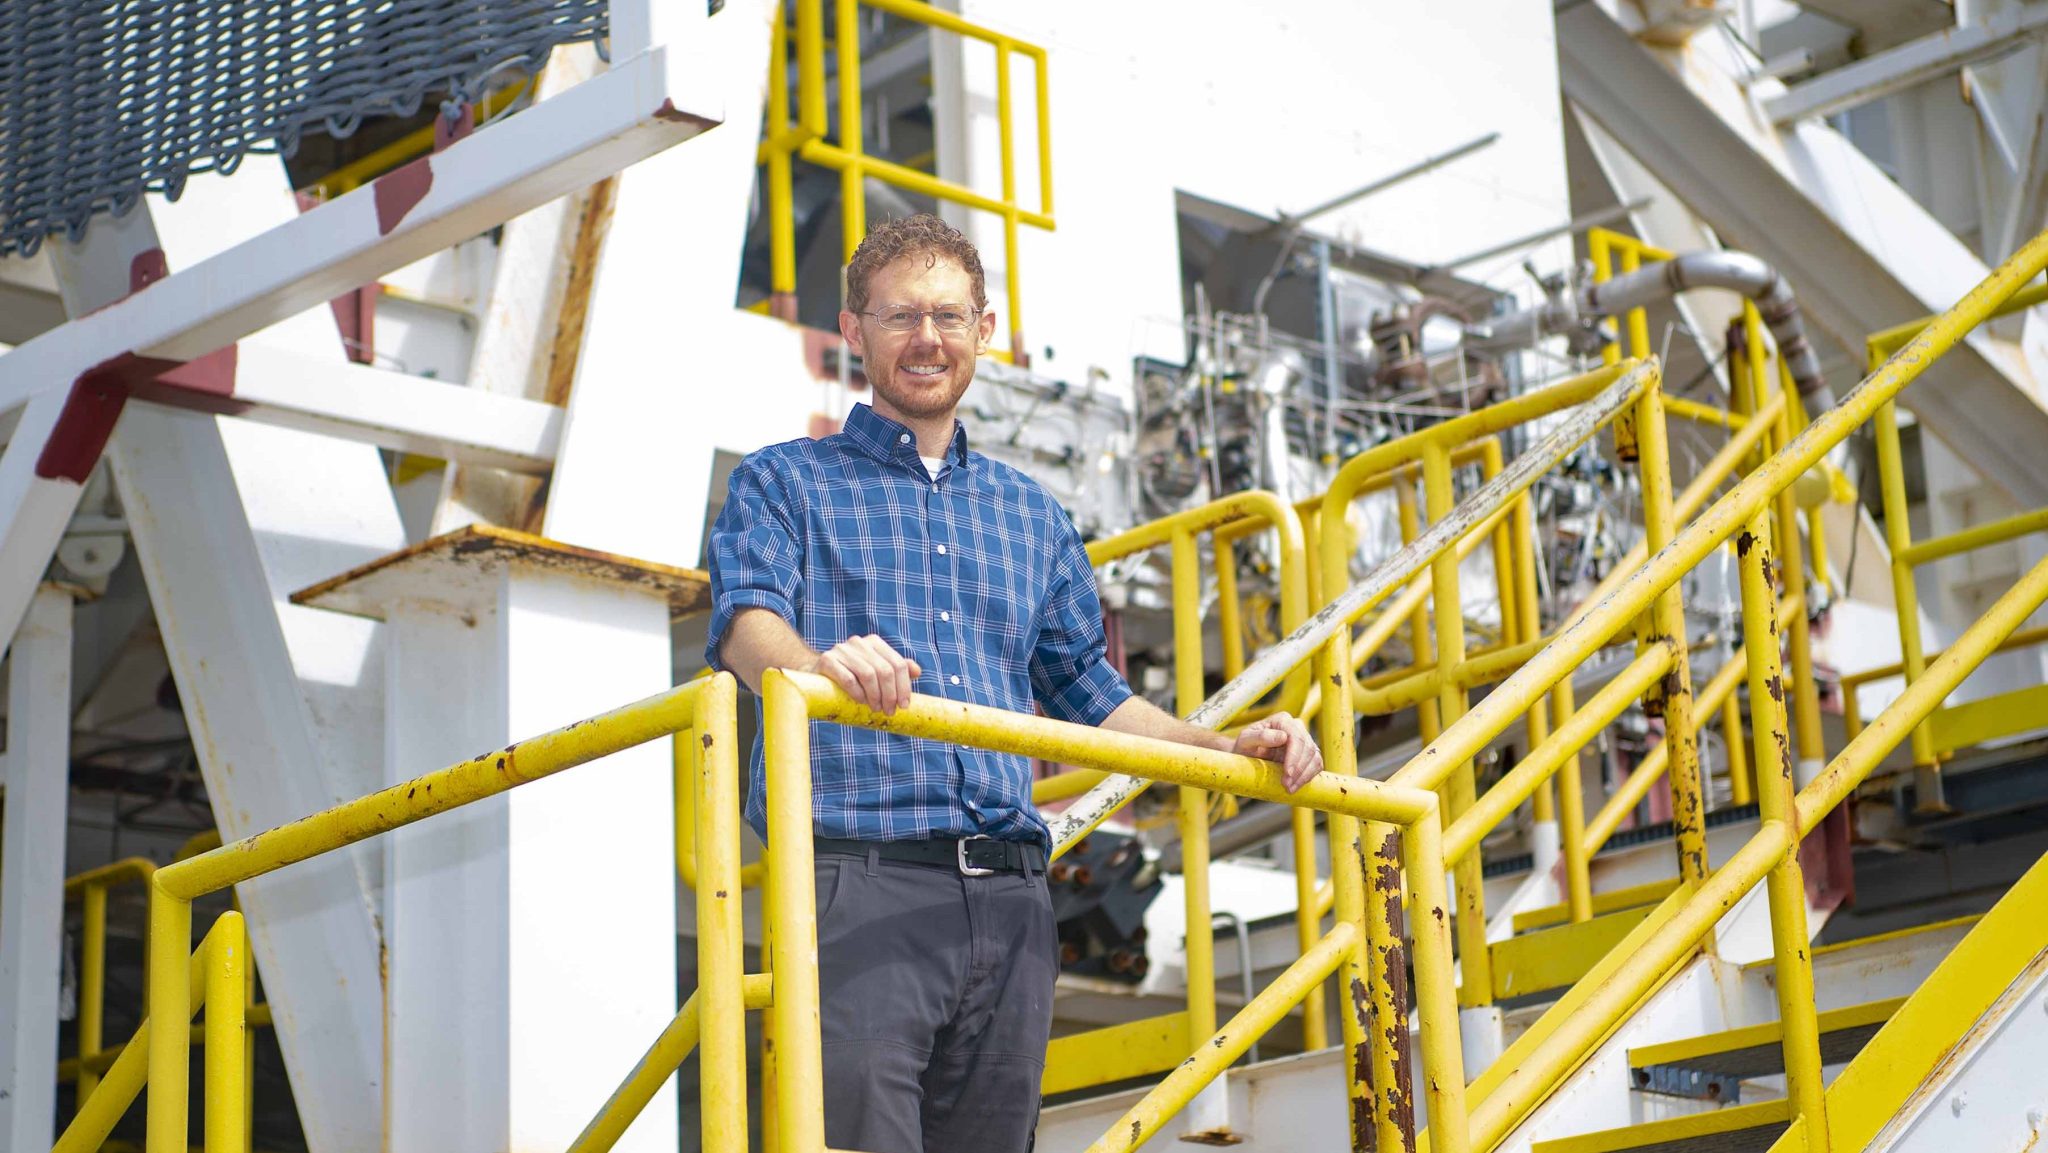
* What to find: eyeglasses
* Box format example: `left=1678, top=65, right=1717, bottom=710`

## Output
left=860, top=306, right=982, bottom=333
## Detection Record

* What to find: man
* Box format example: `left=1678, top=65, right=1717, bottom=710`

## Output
left=706, top=214, right=1321, bottom=1153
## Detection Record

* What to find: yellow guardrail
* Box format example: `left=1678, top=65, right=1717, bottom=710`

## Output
left=1377, top=227, right=2048, bottom=1153
left=1053, top=491, right=1313, bottom=1065
left=61, top=857, right=155, bottom=1108
left=759, top=0, right=1052, bottom=361
left=1862, top=292, right=2048, bottom=801
left=758, top=667, right=1471, bottom=1153
left=1591, top=227, right=1827, bottom=789
left=59, top=831, right=270, bottom=1139
left=88, top=675, right=745, bottom=1153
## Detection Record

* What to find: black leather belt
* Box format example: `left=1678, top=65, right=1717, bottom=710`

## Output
left=814, top=835, right=1047, bottom=876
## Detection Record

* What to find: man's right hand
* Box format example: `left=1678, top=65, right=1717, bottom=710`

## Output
left=808, top=634, right=924, bottom=715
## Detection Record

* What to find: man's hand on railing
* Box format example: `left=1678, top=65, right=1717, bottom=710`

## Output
left=1230, top=713, right=1322, bottom=793
left=809, top=634, right=923, bottom=715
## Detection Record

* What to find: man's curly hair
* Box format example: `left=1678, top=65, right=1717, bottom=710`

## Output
left=845, top=213, right=988, bottom=315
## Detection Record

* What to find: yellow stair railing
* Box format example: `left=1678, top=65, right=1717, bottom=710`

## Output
left=758, top=0, right=1052, bottom=361
left=1861, top=286, right=2048, bottom=810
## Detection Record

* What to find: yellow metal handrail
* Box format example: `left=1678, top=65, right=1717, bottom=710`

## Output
left=759, top=667, right=1471, bottom=1153
left=1864, top=301, right=2048, bottom=787
left=126, top=675, right=749, bottom=1153
left=61, top=857, right=153, bottom=1106
left=1388, top=225, right=2048, bottom=1153
left=760, top=0, right=1053, bottom=360
left=1316, top=360, right=1668, bottom=985
left=54, top=912, right=248, bottom=1153
left=1063, top=490, right=1313, bottom=1063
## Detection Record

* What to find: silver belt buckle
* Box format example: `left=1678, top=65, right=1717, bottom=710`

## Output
left=957, top=834, right=996, bottom=876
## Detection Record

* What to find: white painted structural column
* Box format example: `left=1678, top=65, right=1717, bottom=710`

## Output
left=298, top=534, right=685, bottom=1153
left=0, top=586, right=74, bottom=1152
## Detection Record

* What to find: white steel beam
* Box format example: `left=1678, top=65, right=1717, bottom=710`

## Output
left=1560, top=2, right=2048, bottom=508
left=108, top=405, right=390, bottom=1153
left=0, top=44, right=720, bottom=410
left=543, top=0, right=775, bottom=564
left=434, top=43, right=604, bottom=532
left=149, top=344, right=564, bottom=474
left=0, top=587, right=73, bottom=1153
left=1766, top=3, right=2048, bottom=125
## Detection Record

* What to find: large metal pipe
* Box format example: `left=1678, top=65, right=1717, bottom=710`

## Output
left=1474, top=250, right=1833, bottom=410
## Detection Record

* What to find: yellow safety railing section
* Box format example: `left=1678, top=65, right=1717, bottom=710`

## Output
left=59, top=833, right=272, bottom=1145
left=759, top=0, right=1053, bottom=359
left=87, top=675, right=748, bottom=1153
left=759, top=667, right=1472, bottom=1153
left=1364, top=229, right=2048, bottom=1153
left=61, top=857, right=155, bottom=1109
left=1859, top=283, right=2048, bottom=809
left=1590, top=226, right=1829, bottom=798
left=1039, top=491, right=1313, bottom=1085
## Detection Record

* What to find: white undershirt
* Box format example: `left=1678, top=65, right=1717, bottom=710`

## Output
left=921, top=455, right=945, bottom=480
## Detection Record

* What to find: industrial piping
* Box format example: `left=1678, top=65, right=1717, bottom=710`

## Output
left=1474, top=250, right=1833, bottom=410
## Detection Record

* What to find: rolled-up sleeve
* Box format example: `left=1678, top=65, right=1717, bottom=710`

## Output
left=1029, top=519, right=1133, bottom=726
left=705, top=456, right=805, bottom=672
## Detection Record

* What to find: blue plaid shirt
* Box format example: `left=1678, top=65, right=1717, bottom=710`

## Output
left=706, top=403, right=1133, bottom=847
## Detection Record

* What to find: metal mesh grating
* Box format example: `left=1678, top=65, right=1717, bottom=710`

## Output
left=0, top=0, right=610, bottom=258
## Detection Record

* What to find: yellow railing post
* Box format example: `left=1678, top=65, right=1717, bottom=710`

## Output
left=696, top=675, right=749, bottom=1153
left=144, top=884, right=193, bottom=1153
left=1170, top=528, right=1220, bottom=1071
left=78, top=881, right=107, bottom=1104
left=1872, top=398, right=1943, bottom=808
left=205, top=911, right=248, bottom=1153
left=1394, top=480, right=1444, bottom=742
left=1756, top=326, right=1827, bottom=786
left=763, top=670, right=827, bottom=1153
left=1315, top=598, right=1395, bottom=1151
left=1504, top=482, right=1558, bottom=831
left=1324, top=533, right=1410, bottom=1152
left=1421, top=442, right=1493, bottom=1006
left=1722, top=691, right=1753, bottom=807
left=1632, top=375, right=1708, bottom=892
left=834, top=0, right=865, bottom=261
left=766, top=2, right=797, bottom=312
left=1734, top=511, right=1829, bottom=1151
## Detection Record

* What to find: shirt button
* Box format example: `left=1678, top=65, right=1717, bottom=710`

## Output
left=939, top=611, right=951, bottom=622
left=898, top=433, right=910, bottom=444
left=950, top=675, right=962, bottom=686
left=936, top=544, right=948, bottom=556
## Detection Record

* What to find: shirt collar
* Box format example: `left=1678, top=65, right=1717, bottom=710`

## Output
left=842, top=403, right=971, bottom=471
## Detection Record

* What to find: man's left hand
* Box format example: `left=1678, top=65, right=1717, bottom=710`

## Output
left=1231, top=713, right=1323, bottom=793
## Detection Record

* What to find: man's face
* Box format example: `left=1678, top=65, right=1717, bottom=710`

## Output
left=839, top=253, right=997, bottom=428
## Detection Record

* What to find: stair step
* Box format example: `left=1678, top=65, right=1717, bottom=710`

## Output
left=1529, top=1099, right=1788, bottom=1153
left=1513, top=877, right=1684, bottom=933
left=1739, top=912, right=1983, bottom=973
left=1489, top=904, right=1655, bottom=1002
left=1628, top=996, right=1904, bottom=1100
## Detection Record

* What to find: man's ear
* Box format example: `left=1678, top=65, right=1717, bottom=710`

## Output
left=839, top=309, right=865, bottom=356
left=975, top=305, right=997, bottom=356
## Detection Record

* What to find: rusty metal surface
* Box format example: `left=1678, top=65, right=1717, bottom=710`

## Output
left=289, top=522, right=712, bottom=620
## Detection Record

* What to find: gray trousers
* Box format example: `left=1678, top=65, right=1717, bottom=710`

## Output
left=814, top=846, right=1058, bottom=1153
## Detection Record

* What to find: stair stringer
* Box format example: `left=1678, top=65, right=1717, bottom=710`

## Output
left=1867, top=952, right=2048, bottom=1152
left=1762, top=851, right=2048, bottom=1153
